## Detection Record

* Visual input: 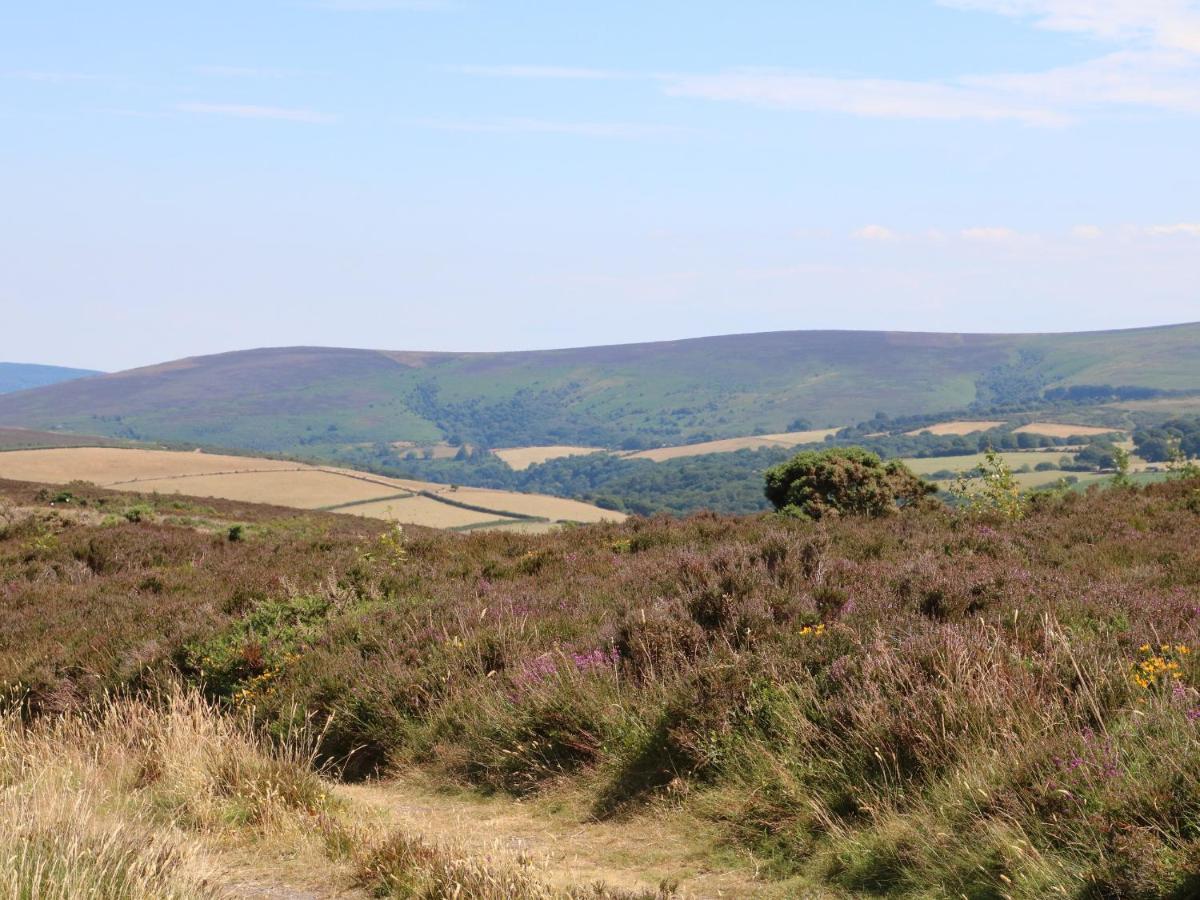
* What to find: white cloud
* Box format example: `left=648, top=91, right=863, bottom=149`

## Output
left=662, top=70, right=1065, bottom=125
left=962, top=226, right=1022, bottom=241
left=1072, top=224, right=1104, bottom=238
left=176, top=102, right=335, bottom=124
left=854, top=225, right=899, bottom=240
left=966, top=50, right=1200, bottom=113
left=1146, top=222, right=1200, bottom=236
left=939, top=1, right=1200, bottom=53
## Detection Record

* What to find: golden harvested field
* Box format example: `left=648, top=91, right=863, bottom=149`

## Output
left=493, top=445, right=604, bottom=471
left=627, top=429, right=840, bottom=462
left=0, top=447, right=620, bottom=531
left=105, top=470, right=401, bottom=510
left=424, top=486, right=625, bottom=524
left=337, top=495, right=516, bottom=529
left=1013, top=422, right=1125, bottom=438
left=904, top=420, right=1006, bottom=436
left=0, top=447, right=300, bottom=483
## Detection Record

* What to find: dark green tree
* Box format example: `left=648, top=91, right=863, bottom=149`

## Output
left=764, top=446, right=935, bottom=519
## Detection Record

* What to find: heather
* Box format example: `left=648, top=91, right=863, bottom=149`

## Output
left=3, top=477, right=1200, bottom=895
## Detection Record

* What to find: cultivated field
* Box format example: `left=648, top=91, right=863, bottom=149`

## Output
left=1014, top=422, right=1125, bottom=438
left=626, top=428, right=840, bottom=462
left=904, top=420, right=1005, bottom=436
left=493, top=445, right=604, bottom=470
left=900, top=450, right=1069, bottom=476
left=0, top=447, right=622, bottom=531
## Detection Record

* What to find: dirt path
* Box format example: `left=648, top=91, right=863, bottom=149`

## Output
left=336, top=776, right=778, bottom=899
left=200, top=775, right=793, bottom=899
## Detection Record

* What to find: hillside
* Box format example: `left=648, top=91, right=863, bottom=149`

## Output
left=0, top=323, right=1196, bottom=455
left=4, top=475, right=1200, bottom=896
left=0, top=361, right=101, bottom=394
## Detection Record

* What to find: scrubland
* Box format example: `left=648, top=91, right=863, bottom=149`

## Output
left=3, top=476, right=1200, bottom=896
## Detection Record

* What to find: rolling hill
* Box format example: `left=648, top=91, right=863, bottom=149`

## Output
left=0, top=323, right=1196, bottom=455
left=0, top=362, right=101, bottom=394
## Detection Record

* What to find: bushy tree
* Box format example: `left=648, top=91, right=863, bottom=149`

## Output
left=764, top=446, right=935, bottom=519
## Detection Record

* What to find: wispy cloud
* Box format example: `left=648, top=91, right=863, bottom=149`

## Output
left=1072, top=224, right=1104, bottom=239
left=854, top=225, right=899, bottom=241
left=961, top=226, right=1024, bottom=241
left=1146, top=222, right=1200, bottom=236
left=939, top=1, right=1200, bottom=54
left=662, top=70, right=1066, bottom=125
left=450, top=3, right=1200, bottom=127
left=413, top=116, right=679, bottom=138
left=176, top=102, right=335, bottom=124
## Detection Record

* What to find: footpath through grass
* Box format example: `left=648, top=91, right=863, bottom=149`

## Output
left=2, top=476, right=1200, bottom=896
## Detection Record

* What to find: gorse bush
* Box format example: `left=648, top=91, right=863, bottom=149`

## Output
left=3, top=475, right=1200, bottom=895
left=764, top=446, right=935, bottom=519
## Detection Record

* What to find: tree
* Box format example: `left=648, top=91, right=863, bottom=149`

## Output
left=764, top=447, right=935, bottom=520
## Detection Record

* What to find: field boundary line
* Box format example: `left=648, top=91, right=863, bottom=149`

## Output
left=319, top=492, right=416, bottom=512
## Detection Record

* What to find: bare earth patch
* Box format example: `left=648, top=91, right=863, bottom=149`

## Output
left=1013, top=422, right=1125, bottom=438
left=904, top=420, right=1005, bottom=436
left=626, top=430, right=839, bottom=463
left=494, top=446, right=605, bottom=471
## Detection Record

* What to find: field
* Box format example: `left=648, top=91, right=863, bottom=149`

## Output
left=0, top=447, right=623, bottom=531
left=900, top=449, right=1069, bottom=476
left=4, top=475, right=1200, bottom=896
left=1, top=322, right=1197, bottom=454
left=903, top=419, right=1005, bottom=436
left=494, top=445, right=604, bottom=470
left=626, top=429, right=840, bottom=462
left=1014, top=422, right=1126, bottom=438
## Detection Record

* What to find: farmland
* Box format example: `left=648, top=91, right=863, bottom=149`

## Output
left=623, top=429, right=840, bottom=462
left=493, top=445, right=604, bottom=470
left=0, top=447, right=622, bottom=531
left=1013, top=422, right=1125, bottom=438
left=903, top=420, right=1005, bottom=436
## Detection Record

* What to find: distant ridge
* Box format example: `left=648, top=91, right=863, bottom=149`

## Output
left=0, top=323, right=1196, bottom=453
left=0, top=362, right=102, bottom=395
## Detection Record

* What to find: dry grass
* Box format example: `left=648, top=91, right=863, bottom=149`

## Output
left=626, top=430, right=839, bottom=463
left=1013, top=422, right=1125, bottom=438
left=494, top=446, right=605, bottom=471
left=0, top=689, right=681, bottom=900
left=903, top=420, right=1006, bottom=436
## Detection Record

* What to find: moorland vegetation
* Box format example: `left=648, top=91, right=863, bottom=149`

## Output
left=3, top=461, right=1200, bottom=896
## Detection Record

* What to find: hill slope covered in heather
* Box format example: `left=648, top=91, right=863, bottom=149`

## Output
left=0, top=323, right=1196, bottom=453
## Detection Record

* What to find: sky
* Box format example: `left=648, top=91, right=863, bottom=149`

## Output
left=2, top=1, right=1199, bottom=371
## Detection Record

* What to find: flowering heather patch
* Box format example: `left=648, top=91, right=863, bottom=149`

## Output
left=3, top=475, right=1200, bottom=895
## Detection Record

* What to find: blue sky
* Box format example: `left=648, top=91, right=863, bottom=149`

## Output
left=2, top=0, right=1199, bottom=370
